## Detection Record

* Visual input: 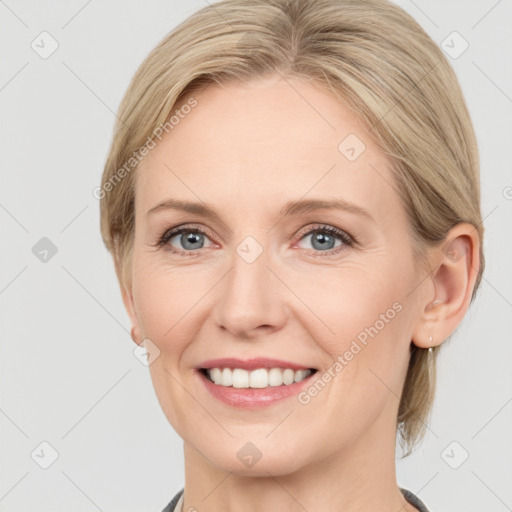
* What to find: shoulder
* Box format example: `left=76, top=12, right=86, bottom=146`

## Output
left=161, top=488, right=184, bottom=512
left=163, top=487, right=430, bottom=512
left=400, top=487, right=432, bottom=512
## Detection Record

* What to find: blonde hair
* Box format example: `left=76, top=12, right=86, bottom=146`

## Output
left=99, top=0, right=484, bottom=457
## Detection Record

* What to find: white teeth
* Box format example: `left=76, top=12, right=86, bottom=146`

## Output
left=282, top=368, right=295, bottom=385
left=221, top=368, right=232, bottom=386
left=249, top=368, right=268, bottom=388
left=210, top=368, right=222, bottom=385
left=232, top=368, right=249, bottom=388
left=294, top=369, right=310, bottom=382
left=205, top=367, right=313, bottom=388
left=268, top=368, right=283, bottom=386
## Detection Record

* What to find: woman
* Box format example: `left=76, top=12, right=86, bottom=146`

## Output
left=99, top=0, right=484, bottom=510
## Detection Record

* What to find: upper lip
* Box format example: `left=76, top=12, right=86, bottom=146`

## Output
left=197, top=357, right=316, bottom=371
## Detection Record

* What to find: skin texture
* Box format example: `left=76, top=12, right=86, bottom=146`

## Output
left=118, top=75, right=480, bottom=512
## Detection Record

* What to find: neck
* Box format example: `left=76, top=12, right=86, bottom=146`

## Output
left=179, top=402, right=417, bottom=512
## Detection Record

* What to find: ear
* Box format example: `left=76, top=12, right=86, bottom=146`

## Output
left=113, top=251, right=141, bottom=347
left=411, top=222, right=481, bottom=349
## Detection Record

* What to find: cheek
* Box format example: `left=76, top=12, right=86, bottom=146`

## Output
left=284, top=259, right=408, bottom=341
left=132, top=257, right=208, bottom=342
left=286, top=260, right=413, bottom=396
left=132, top=260, right=213, bottom=434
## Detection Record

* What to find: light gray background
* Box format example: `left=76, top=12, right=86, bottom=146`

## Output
left=1, top=1, right=511, bottom=511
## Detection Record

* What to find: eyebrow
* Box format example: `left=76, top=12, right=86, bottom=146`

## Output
left=146, top=198, right=373, bottom=222
left=280, top=198, right=373, bottom=220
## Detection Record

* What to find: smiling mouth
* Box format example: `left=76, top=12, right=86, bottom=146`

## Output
left=199, top=367, right=318, bottom=388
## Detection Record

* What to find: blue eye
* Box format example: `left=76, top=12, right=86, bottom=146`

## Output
left=159, top=226, right=214, bottom=254
left=295, top=225, right=353, bottom=256
left=157, top=223, right=354, bottom=257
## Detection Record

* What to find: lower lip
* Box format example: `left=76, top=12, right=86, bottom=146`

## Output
left=196, top=369, right=316, bottom=409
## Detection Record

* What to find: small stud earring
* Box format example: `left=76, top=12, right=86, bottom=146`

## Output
left=428, top=336, right=433, bottom=352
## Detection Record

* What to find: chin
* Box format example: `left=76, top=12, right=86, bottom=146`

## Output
left=199, top=441, right=311, bottom=477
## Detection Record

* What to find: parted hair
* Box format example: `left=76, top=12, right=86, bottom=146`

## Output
left=99, top=0, right=484, bottom=456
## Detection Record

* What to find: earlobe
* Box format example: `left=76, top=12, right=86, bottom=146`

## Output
left=122, top=284, right=143, bottom=346
left=114, top=255, right=142, bottom=346
left=130, top=326, right=140, bottom=345
left=412, top=223, right=480, bottom=349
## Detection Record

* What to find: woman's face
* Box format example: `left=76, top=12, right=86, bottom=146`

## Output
left=125, top=75, right=428, bottom=475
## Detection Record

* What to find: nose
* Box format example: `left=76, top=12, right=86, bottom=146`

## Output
left=212, top=242, right=289, bottom=340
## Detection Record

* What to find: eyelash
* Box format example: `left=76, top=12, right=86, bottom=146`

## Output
left=155, top=223, right=355, bottom=258
left=156, top=224, right=357, bottom=258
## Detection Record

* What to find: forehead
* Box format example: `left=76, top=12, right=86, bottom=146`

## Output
left=136, top=76, right=399, bottom=222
